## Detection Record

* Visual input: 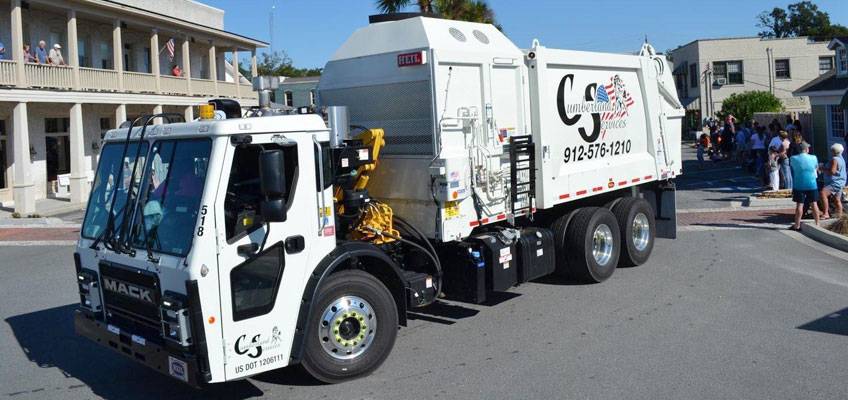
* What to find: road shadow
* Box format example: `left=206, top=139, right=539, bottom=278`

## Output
left=797, top=307, right=848, bottom=337
left=405, top=300, right=482, bottom=325
left=251, top=364, right=325, bottom=387
left=531, top=274, right=592, bottom=286
left=4, top=304, right=263, bottom=399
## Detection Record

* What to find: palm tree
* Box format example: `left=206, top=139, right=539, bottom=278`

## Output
left=374, top=0, right=499, bottom=29
left=374, top=0, right=435, bottom=14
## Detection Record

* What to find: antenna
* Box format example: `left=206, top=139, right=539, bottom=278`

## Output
left=270, top=5, right=275, bottom=54
left=644, top=34, right=648, bottom=44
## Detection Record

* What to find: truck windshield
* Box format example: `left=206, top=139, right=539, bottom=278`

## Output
left=130, top=138, right=212, bottom=256
left=81, top=142, right=149, bottom=240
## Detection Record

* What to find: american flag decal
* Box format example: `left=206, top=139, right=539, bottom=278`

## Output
left=598, top=75, right=634, bottom=139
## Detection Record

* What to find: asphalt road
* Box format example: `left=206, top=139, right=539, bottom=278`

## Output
left=2, top=228, right=848, bottom=399
left=676, top=145, right=761, bottom=210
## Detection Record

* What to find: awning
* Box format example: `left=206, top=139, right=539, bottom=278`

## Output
left=680, top=97, right=700, bottom=111
left=672, top=61, right=688, bottom=75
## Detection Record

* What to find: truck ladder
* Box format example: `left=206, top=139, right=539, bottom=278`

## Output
left=509, top=135, right=536, bottom=221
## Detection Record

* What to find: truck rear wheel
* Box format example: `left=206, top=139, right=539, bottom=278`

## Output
left=612, top=197, right=655, bottom=267
left=302, top=270, right=398, bottom=383
left=560, top=207, right=621, bottom=283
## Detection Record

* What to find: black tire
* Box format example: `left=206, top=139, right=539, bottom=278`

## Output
left=612, top=197, right=655, bottom=267
left=301, top=270, right=398, bottom=383
left=550, top=210, right=575, bottom=277
left=563, top=207, right=620, bottom=283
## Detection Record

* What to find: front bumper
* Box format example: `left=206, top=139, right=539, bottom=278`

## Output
left=74, top=309, right=202, bottom=387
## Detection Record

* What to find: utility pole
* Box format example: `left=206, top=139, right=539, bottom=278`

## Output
left=270, top=5, right=275, bottom=54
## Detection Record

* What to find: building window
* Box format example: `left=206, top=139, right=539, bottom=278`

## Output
left=99, top=117, right=111, bottom=139
left=713, top=61, right=743, bottom=85
left=284, top=90, right=293, bottom=107
left=0, top=120, right=7, bottom=190
left=689, top=64, right=698, bottom=88
left=829, top=105, right=845, bottom=139
left=819, top=56, right=834, bottom=75
left=45, top=117, right=70, bottom=134
left=774, top=59, right=790, bottom=79
left=142, top=47, right=151, bottom=74
left=101, top=41, right=112, bottom=69
left=44, top=118, right=71, bottom=182
left=309, top=89, right=316, bottom=105
left=78, top=36, right=89, bottom=68
left=838, top=48, right=847, bottom=75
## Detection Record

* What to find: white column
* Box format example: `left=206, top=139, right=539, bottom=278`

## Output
left=67, top=8, right=80, bottom=89
left=182, top=35, right=192, bottom=95
left=184, top=105, right=194, bottom=122
left=150, top=28, right=160, bottom=93
left=208, top=41, right=217, bottom=95
left=115, top=104, right=127, bottom=128
left=251, top=50, right=257, bottom=78
left=113, top=19, right=123, bottom=91
left=12, top=103, right=35, bottom=214
left=232, top=48, right=240, bottom=98
left=69, top=104, right=88, bottom=203
left=153, top=104, right=163, bottom=125
left=11, top=0, right=25, bottom=87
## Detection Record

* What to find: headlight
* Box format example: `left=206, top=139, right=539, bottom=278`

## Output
left=77, top=270, right=103, bottom=312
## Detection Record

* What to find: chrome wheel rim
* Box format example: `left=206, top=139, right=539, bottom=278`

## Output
left=632, top=212, right=650, bottom=252
left=592, top=224, right=614, bottom=266
left=318, top=296, right=376, bottom=360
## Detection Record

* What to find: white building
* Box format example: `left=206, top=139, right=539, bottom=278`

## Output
left=670, top=36, right=833, bottom=129
left=0, top=0, right=265, bottom=213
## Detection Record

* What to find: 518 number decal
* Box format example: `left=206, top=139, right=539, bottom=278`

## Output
left=563, top=140, right=631, bottom=164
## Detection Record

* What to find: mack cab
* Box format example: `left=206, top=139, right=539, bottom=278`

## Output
left=73, top=104, right=428, bottom=385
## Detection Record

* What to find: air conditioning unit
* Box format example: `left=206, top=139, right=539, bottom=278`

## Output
left=714, top=77, right=727, bottom=86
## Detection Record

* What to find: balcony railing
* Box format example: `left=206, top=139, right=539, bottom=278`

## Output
left=25, top=63, right=73, bottom=89
left=123, top=71, right=157, bottom=93
left=0, top=60, right=17, bottom=86
left=2, top=62, right=257, bottom=100
left=160, top=75, right=188, bottom=95
left=80, top=67, right=119, bottom=91
left=217, top=81, right=237, bottom=97
left=191, top=78, right=216, bottom=96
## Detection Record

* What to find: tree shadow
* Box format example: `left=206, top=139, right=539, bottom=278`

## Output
left=4, top=304, right=263, bottom=399
left=797, top=307, right=848, bottom=337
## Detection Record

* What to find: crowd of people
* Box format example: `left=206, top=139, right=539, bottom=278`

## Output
left=0, top=41, right=184, bottom=76
left=696, top=115, right=846, bottom=229
left=0, top=41, right=67, bottom=66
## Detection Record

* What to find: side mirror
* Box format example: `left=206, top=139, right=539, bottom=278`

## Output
left=259, top=150, right=287, bottom=223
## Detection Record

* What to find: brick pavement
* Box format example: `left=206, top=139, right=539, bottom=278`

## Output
left=0, top=227, right=80, bottom=242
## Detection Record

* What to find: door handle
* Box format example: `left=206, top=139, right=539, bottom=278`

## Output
left=285, top=235, right=305, bottom=254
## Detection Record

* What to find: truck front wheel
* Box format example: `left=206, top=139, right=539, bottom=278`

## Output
left=302, top=270, right=398, bottom=383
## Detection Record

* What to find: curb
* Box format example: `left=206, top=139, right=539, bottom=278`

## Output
left=800, top=220, right=848, bottom=253
left=743, top=196, right=795, bottom=208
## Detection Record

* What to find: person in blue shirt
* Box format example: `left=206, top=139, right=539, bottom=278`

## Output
left=820, top=143, right=846, bottom=219
left=0, top=42, right=5, bottom=60
left=34, top=41, right=47, bottom=64
left=789, top=142, right=820, bottom=231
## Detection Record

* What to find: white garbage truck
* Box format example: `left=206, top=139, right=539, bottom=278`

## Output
left=72, top=15, right=683, bottom=386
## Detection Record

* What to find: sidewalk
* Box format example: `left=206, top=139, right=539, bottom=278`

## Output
left=0, top=197, right=86, bottom=219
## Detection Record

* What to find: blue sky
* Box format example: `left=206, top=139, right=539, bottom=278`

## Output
left=204, top=0, right=848, bottom=68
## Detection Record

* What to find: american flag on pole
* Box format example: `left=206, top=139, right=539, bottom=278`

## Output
left=165, top=38, right=175, bottom=62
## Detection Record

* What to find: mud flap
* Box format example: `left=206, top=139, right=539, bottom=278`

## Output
left=642, top=181, right=677, bottom=239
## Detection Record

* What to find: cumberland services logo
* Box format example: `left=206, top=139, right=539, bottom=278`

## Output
left=557, top=74, right=635, bottom=143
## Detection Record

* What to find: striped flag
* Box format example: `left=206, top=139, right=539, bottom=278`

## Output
left=165, top=38, right=175, bottom=62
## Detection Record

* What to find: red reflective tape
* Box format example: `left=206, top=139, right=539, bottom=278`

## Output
left=497, top=214, right=506, bottom=220
left=576, top=190, right=588, bottom=196
left=618, top=181, right=627, bottom=186
left=532, top=207, right=537, bottom=212
left=481, top=218, right=489, bottom=224
left=631, top=178, right=641, bottom=183
left=644, top=175, right=653, bottom=180
left=470, top=221, right=480, bottom=227
left=559, top=194, right=570, bottom=199
left=593, top=186, right=603, bottom=192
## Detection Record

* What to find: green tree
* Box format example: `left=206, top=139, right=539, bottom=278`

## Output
left=718, top=91, right=783, bottom=123
left=758, top=2, right=848, bottom=38
left=375, top=0, right=500, bottom=29
left=239, top=51, right=322, bottom=81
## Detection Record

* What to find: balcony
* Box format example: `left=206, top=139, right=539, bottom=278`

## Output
left=0, top=61, right=257, bottom=101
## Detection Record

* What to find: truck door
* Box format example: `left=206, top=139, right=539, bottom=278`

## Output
left=214, top=139, right=313, bottom=379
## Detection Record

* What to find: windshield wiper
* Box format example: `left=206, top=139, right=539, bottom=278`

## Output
left=114, top=112, right=186, bottom=257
